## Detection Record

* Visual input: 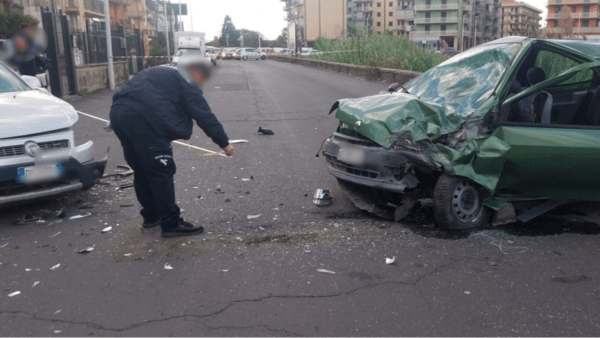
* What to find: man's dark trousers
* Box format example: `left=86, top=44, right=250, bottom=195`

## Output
left=110, top=105, right=181, bottom=229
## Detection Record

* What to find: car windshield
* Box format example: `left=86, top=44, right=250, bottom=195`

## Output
left=404, top=43, right=521, bottom=116
left=175, top=49, right=202, bottom=56
left=0, top=63, right=29, bottom=93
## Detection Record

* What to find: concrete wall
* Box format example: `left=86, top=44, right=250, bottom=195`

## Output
left=75, top=61, right=129, bottom=94
left=269, top=55, right=421, bottom=84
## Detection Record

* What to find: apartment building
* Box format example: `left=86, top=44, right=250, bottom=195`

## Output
left=371, top=0, right=415, bottom=38
left=501, top=0, right=541, bottom=37
left=546, top=0, right=600, bottom=38
left=282, top=0, right=347, bottom=46
left=409, top=0, right=500, bottom=51
left=348, top=0, right=373, bottom=32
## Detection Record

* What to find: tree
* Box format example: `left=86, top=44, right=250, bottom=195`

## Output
left=219, top=15, right=239, bottom=47
left=558, top=6, right=574, bottom=39
left=0, top=11, right=39, bottom=39
left=149, top=32, right=168, bottom=56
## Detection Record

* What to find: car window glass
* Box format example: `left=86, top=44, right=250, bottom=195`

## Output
left=0, top=64, right=29, bottom=93
left=404, top=43, right=521, bottom=116
left=534, top=50, right=593, bottom=85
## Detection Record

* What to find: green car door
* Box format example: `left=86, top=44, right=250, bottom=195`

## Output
left=493, top=45, right=600, bottom=201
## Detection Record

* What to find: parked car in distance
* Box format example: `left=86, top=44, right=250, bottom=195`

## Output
left=205, top=47, right=218, bottom=66
left=236, top=48, right=267, bottom=60
left=279, top=49, right=292, bottom=55
left=173, top=48, right=204, bottom=64
left=323, top=37, right=600, bottom=230
left=0, top=61, right=107, bottom=206
left=436, top=47, right=460, bottom=56
left=219, top=48, right=237, bottom=60
left=303, top=50, right=323, bottom=56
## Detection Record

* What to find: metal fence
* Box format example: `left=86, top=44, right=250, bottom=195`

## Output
left=70, top=31, right=127, bottom=66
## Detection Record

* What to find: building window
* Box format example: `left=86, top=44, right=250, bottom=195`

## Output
left=555, top=6, right=561, bottom=13
left=389, top=2, right=393, bottom=6
left=409, top=21, right=414, bottom=25
left=389, top=11, right=393, bottom=16
left=441, top=11, right=446, bottom=18
left=377, top=22, right=382, bottom=26
left=571, top=5, right=576, bottom=12
left=389, top=21, right=393, bottom=26
left=426, top=0, right=431, bottom=5
left=583, top=5, right=589, bottom=12
left=425, top=12, right=431, bottom=18
left=582, top=19, right=589, bottom=27
left=442, top=0, right=447, bottom=4
left=425, top=24, right=430, bottom=31
left=441, top=24, right=447, bottom=30
left=377, top=2, right=381, bottom=7
left=377, top=12, right=381, bottom=17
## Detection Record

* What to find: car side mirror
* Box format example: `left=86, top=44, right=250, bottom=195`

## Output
left=388, top=83, right=401, bottom=93
left=21, top=75, right=42, bottom=89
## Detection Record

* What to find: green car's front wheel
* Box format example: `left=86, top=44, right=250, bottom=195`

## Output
left=433, top=174, right=491, bottom=230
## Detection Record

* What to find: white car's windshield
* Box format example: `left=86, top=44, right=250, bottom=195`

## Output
left=0, top=63, right=29, bottom=93
left=175, top=49, right=202, bottom=56
left=404, top=43, right=521, bottom=116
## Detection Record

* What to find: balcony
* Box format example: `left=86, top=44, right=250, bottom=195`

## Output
left=84, top=0, right=104, bottom=17
left=409, top=29, right=459, bottom=36
left=548, top=0, right=599, bottom=3
left=547, top=12, right=599, bottom=19
left=65, top=0, right=79, bottom=13
left=414, top=16, right=459, bottom=23
left=414, top=3, right=459, bottom=11
left=397, top=9, right=414, bottom=18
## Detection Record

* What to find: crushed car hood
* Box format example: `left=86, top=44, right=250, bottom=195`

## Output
left=335, top=93, right=464, bottom=148
left=0, top=90, right=79, bottom=139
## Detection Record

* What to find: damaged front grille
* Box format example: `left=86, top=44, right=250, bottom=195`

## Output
left=325, top=154, right=379, bottom=179
left=0, top=140, right=69, bottom=158
left=39, top=140, right=69, bottom=150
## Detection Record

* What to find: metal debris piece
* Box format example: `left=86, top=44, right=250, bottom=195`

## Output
left=102, top=226, right=112, bottom=233
left=229, top=139, right=249, bottom=144
left=385, top=257, right=396, bottom=265
left=79, top=203, right=95, bottom=209
left=49, top=232, right=61, bottom=238
left=241, top=178, right=251, bottom=182
left=103, top=164, right=134, bottom=178
left=8, top=291, right=20, bottom=297
left=56, top=208, right=66, bottom=218
left=164, top=263, right=173, bottom=270
left=247, top=215, right=261, bottom=220
left=50, top=264, right=60, bottom=270
left=120, top=205, right=134, bottom=208
left=32, top=281, right=39, bottom=287
left=119, top=182, right=134, bottom=189
left=0, top=243, right=8, bottom=249
left=317, top=269, right=336, bottom=274
left=69, top=213, right=92, bottom=220
left=54, top=330, right=62, bottom=334
left=25, top=269, right=31, bottom=272
left=124, top=253, right=132, bottom=257
left=313, top=189, right=333, bottom=206
left=77, top=247, right=94, bottom=254
left=54, top=309, right=62, bottom=314
left=257, top=126, right=274, bottom=135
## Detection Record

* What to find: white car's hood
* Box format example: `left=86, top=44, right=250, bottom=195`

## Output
left=0, top=90, right=79, bottom=139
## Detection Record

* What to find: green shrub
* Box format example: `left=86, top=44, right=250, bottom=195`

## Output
left=0, top=11, right=39, bottom=39
left=311, top=31, right=448, bottom=73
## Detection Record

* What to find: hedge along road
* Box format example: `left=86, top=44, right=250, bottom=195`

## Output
left=1, top=60, right=600, bottom=336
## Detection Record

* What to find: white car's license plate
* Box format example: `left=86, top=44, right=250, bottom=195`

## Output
left=337, top=147, right=366, bottom=167
left=17, top=163, right=64, bottom=183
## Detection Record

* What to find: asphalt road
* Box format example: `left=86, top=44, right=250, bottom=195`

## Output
left=1, top=60, right=600, bottom=336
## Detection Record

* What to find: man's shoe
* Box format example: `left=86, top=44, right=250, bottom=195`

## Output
left=142, top=218, right=160, bottom=229
left=162, top=220, right=204, bottom=238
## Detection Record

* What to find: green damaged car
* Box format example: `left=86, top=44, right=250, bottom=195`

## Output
left=323, top=37, right=600, bottom=230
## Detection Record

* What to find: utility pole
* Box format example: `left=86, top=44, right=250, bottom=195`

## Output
left=178, top=0, right=182, bottom=31
left=104, top=0, right=115, bottom=90
left=226, top=33, right=229, bottom=46
left=166, top=0, right=171, bottom=61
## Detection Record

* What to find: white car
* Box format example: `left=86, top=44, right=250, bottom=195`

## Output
left=0, top=61, right=107, bottom=206
left=236, top=48, right=267, bottom=61
left=172, top=48, right=204, bottom=64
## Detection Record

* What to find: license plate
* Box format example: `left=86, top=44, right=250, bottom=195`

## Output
left=17, top=163, right=64, bottom=183
left=337, top=147, right=366, bottom=167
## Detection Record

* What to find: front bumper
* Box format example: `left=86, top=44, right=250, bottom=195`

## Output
left=323, top=132, right=436, bottom=193
left=0, top=153, right=108, bottom=205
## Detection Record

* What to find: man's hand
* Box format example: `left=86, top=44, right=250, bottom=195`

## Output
left=223, top=145, right=235, bottom=157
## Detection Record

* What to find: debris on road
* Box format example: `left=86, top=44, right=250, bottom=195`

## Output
left=0, top=243, right=8, bottom=249
left=77, top=247, right=94, bottom=254
left=8, top=291, right=20, bottom=297
left=317, top=269, right=336, bottom=274
left=54, top=309, right=62, bottom=314
left=241, top=178, right=251, bottom=182
left=164, top=263, right=173, bottom=270
left=257, top=126, right=274, bottom=135
left=229, top=139, right=249, bottom=144
left=120, top=205, right=134, bottom=208
left=32, top=281, right=39, bottom=287
left=247, top=215, right=261, bottom=220
left=103, top=165, right=134, bottom=179
left=386, top=257, right=396, bottom=265
left=50, top=264, right=60, bottom=270
left=102, top=226, right=112, bottom=233
left=49, top=232, right=61, bottom=238
left=313, top=189, right=332, bottom=206
left=69, top=213, right=92, bottom=220
left=124, top=253, right=132, bottom=257
left=119, top=182, right=134, bottom=189
left=79, top=203, right=95, bottom=209
left=56, top=208, right=66, bottom=218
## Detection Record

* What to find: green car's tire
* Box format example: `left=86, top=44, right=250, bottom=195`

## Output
left=433, top=174, right=491, bottom=230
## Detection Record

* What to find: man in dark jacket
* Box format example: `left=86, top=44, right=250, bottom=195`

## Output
left=110, top=57, right=234, bottom=238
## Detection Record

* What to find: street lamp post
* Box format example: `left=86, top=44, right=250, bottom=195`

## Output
left=103, top=0, right=115, bottom=90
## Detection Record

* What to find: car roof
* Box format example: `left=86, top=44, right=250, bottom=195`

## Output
left=481, top=36, right=600, bottom=59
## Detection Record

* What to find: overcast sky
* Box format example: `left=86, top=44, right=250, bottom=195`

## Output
left=176, top=0, right=548, bottom=40
left=178, top=0, right=288, bottom=41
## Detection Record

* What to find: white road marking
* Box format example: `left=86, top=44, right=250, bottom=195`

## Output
left=76, top=111, right=226, bottom=157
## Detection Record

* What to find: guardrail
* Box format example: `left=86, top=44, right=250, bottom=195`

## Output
left=269, top=55, right=421, bottom=84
